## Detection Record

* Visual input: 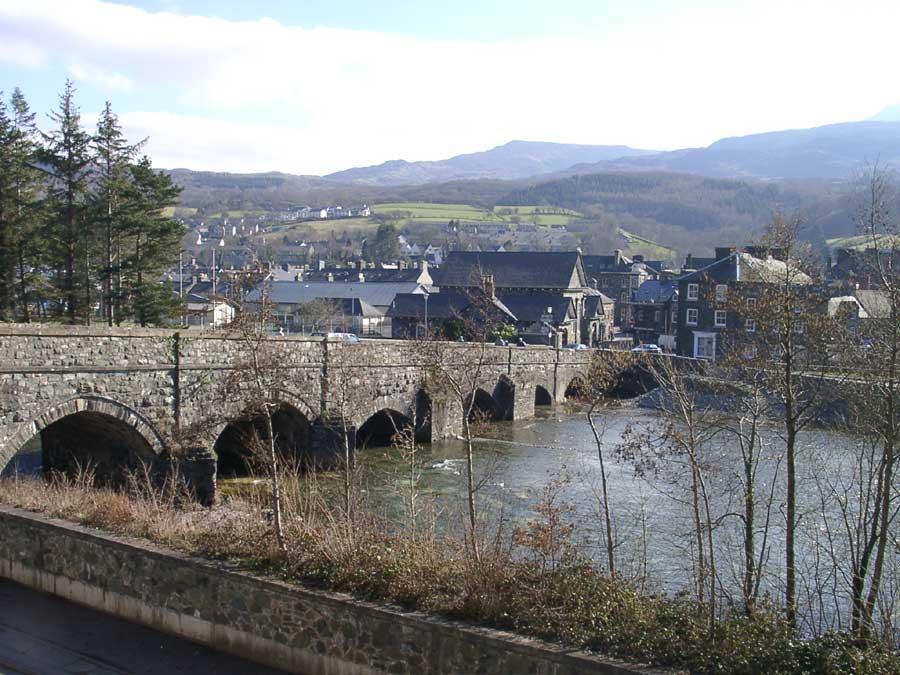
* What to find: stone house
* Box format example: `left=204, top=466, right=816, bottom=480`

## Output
left=434, top=251, right=593, bottom=345
left=625, top=279, right=678, bottom=347
left=386, top=289, right=516, bottom=340
left=675, top=248, right=812, bottom=360
left=582, top=252, right=662, bottom=326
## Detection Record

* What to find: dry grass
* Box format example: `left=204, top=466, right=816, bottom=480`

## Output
left=1, top=469, right=897, bottom=674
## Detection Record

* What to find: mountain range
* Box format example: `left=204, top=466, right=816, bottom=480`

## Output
left=319, top=120, right=900, bottom=186
left=324, top=140, right=655, bottom=185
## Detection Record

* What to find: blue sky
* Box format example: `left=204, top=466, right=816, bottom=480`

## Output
left=1, top=0, right=897, bottom=174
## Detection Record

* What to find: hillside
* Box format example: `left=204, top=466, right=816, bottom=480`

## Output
left=496, top=172, right=850, bottom=252
left=559, top=121, right=900, bottom=180
left=323, top=140, right=655, bottom=186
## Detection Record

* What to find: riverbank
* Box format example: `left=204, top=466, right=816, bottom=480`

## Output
left=0, top=474, right=894, bottom=674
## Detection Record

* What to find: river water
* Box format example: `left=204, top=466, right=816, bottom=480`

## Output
left=355, top=403, right=889, bottom=632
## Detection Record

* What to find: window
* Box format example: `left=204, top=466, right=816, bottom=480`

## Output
left=745, top=318, right=757, bottom=332
left=715, top=310, right=726, bottom=327
left=687, top=283, right=699, bottom=301
left=686, top=308, right=698, bottom=325
left=620, top=277, right=628, bottom=288
left=654, top=310, right=661, bottom=323
left=694, top=334, right=716, bottom=360
left=715, top=284, right=728, bottom=303
left=746, top=297, right=757, bottom=307
left=601, top=277, right=609, bottom=288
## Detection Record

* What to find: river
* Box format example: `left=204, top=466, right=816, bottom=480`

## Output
left=354, top=403, right=890, bottom=634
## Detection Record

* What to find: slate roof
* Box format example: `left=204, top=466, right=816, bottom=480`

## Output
left=387, top=291, right=516, bottom=322
left=496, top=294, right=573, bottom=323
left=854, top=289, right=892, bottom=318
left=582, top=254, right=632, bottom=275
left=678, top=252, right=812, bottom=285
left=584, top=293, right=615, bottom=317
left=436, top=251, right=587, bottom=289
left=633, top=279, right=678, bottom=303
left=246, top=281, right=426, bottom=308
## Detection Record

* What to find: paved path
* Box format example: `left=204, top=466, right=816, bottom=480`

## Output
left=0, top=579, right=290, bottom=675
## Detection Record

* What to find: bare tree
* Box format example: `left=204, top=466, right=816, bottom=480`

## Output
left=620, top=355, right=722, bottom=633
left=566, top=349, right=638, bottom=575
left=832, top=165, right=900, bottom=639
left=225, top=284, right=287, bottom=553
left=417, top=278, right=509, bottom=563
left=736, top=212, right=836, bottom=625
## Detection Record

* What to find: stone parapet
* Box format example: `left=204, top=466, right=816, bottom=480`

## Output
left=0, top=505, right=665, bottom=675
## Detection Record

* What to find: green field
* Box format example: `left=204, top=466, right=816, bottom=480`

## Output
left=372, top=202, right=584, bottom=227
left=260, top=217, right=381, bottom=242
left=618, top=228, right=678, bottom=260
left=372, top=202, right=502, bottom=222
left=826, top=234, right=900, bottom=250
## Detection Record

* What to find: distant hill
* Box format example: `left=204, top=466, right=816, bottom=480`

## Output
left=559, top=121, right=900, bottom=180
left=496, top=171, right=852, bottom=252
left=323, top=140, right=656, bottom=186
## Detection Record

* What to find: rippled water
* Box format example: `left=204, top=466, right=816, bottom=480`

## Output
left=355, top=402, right=878, bottom=628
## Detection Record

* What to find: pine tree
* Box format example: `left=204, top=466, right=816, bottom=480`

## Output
left=8, top=88, right=46, bottom=322
left=0, top=94, right=14, bottom=319
left=41, top=80, right=93, bottom=323
left=93, top=102, right=143, bottom=325
left=120, top=156, right=184, bottom=326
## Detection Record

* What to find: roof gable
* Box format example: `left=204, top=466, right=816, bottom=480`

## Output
left=437, top=251, right=585, bottom=290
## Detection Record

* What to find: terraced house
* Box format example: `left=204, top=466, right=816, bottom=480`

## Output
left=676, top=247, right=812, bottom=360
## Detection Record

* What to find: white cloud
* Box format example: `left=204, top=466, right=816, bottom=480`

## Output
left=68, top=62, right=134, bottom=92
left=1, top=0, right=898, bottom=174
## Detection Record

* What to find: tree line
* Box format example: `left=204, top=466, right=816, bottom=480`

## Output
left=0, top=81, right=184, bottom=325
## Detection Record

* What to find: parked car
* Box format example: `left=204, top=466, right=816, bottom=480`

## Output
left=631, top=344, right=662, bottom=353
left=327, top=332, right=360, bottom=343
left=563, top=343, right=589, bottom=351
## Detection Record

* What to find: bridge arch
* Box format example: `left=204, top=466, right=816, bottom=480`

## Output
left=534, top=384, right=553, bottom=406
left=467, top=388, right=501, bottom=422
left=213, top=402, right=311, bottom=477
left=356, top=409, right=412, bottom=449
left=1, top=396, right=165, bottom=484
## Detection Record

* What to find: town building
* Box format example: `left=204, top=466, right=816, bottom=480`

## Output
left=675, top=248, right=812, bottom=360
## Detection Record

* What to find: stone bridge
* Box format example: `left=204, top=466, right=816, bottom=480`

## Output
left=0, top=325, right=607, bottom=501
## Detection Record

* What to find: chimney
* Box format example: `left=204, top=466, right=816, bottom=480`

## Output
left=327, top=272, right=333, bottom=283
left=613, top=249, right=622, bottom=265
left=420, top=259, right=428, bottom=272
left=357, top=259, right=365, bottom=272
left=398, top=260, right=407, bottom=270
left=482, top=274, right=495, bottom=299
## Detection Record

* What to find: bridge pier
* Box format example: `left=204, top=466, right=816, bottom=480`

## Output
left=307, top=415, right=356, bottom=470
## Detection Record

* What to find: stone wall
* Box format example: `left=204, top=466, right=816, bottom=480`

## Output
left=0, top=505, right=662, bottom=675
left=0, top=324, right=594, bottom=487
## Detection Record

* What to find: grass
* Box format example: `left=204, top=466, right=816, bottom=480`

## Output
left=1, top=470, right=897, bottom=674
left=373, top=202, right=502, bottom=222
left=826, top=234, right=900, bottom=251
left=618, top=228, right=677, bottom=260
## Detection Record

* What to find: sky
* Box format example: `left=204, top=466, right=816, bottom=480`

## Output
left=0, top=0, right=898, bottom=175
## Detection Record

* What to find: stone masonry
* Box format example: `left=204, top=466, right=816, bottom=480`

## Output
left=0, top=324, right=591, bottom=497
